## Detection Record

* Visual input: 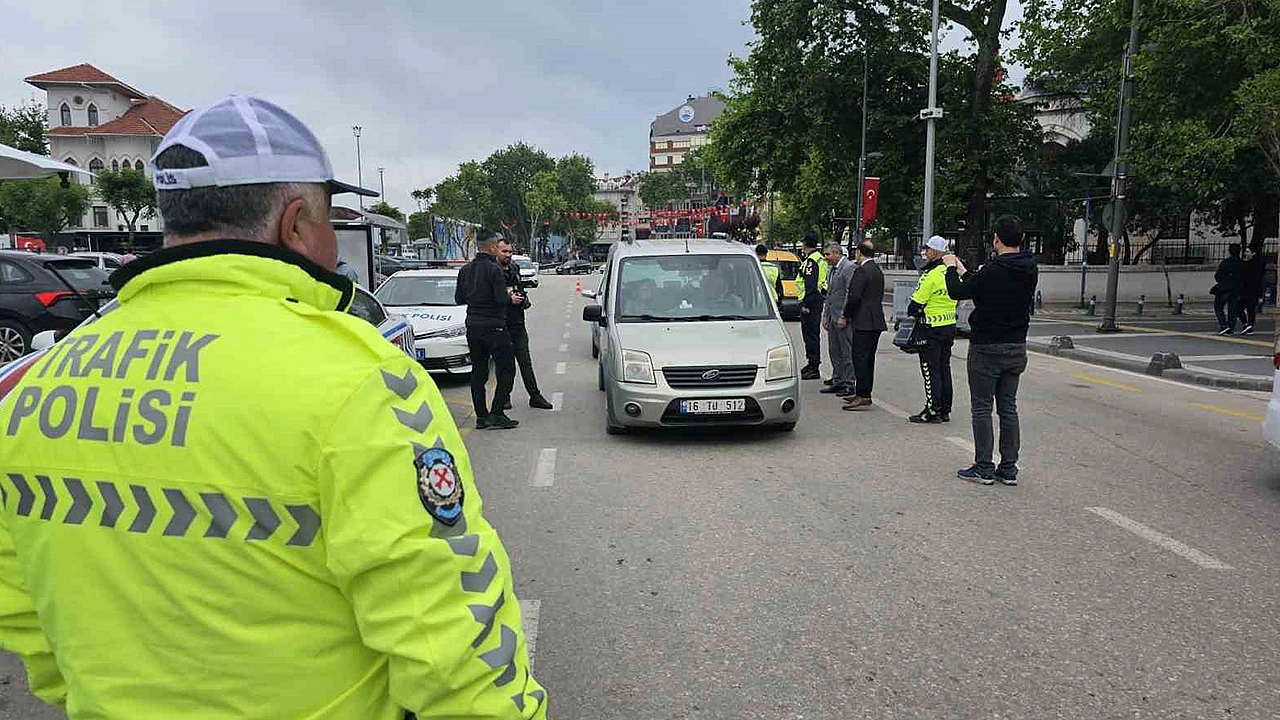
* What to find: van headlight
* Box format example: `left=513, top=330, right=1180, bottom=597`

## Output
left=766, top=345, right=794, bottom=381
left=621, top=349, right=656, bottom=385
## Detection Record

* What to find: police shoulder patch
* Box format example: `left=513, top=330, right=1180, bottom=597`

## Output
left=415, top=447, right=464, bottom=525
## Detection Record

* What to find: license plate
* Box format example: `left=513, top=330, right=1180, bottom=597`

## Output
left=415, top=348, right=426, bottom=360
left=680, top=398, right=746, bottom=414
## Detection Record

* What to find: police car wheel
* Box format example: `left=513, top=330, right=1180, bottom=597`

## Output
left=0, top=320, right=31, bottom=364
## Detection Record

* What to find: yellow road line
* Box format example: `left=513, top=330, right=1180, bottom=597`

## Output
left=1071, top=372, right=1141, bottom=393
left=1189, top=403, right=1265, bottom=423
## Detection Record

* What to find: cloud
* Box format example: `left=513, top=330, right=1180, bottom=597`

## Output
left=1, top=0, right=756, bottom=214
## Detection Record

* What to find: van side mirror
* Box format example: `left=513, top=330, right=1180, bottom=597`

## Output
left=583, top=304, right=605, bottom=326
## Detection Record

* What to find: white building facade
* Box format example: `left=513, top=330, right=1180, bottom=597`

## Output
left=25, top=63, right=186, bottom=245
left=649, top=95, right=724, bottom=173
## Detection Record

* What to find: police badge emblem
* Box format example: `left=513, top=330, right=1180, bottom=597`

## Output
left=415, top=447, right=464, bottom=525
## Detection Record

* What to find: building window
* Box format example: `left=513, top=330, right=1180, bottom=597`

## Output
left=60, top=103, right=71, bottom=126
left=88, top=158, right=103, bottom=184
left=134, top=160, right=144, bottom=172
left=87, top=104, right=98, bottom=127
left=93, top=207, right=109, bottom=228
left=111, top=160, right=119, bottom=173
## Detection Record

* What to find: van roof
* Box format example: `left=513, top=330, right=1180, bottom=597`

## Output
left=610, top=238, right=754, bottom=259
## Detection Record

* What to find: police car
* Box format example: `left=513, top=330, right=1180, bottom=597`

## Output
left=0, top=285, right=416, bottom=400
left=375, top=268, right=472, bottom=375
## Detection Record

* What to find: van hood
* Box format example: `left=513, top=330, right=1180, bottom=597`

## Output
left=392, top=305, right=467, bottom=336
left=615, top=320, right=790, bottom=368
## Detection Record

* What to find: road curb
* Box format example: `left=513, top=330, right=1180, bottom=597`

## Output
left=1026, top=339, right=1273, bottom=392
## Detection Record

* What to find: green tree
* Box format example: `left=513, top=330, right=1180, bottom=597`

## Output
left=95, top=168, right=156, bottom=244
left=639, top=171, right=690, bottom=208
left=554, top=154, right=597, bottom=207
left=523, top=170, right=567, bottom=252
left=0, top=100, right=48, bottom=155
left=481, top=142, right=556, bottom=250
left=407, top=211, right=432, bottom=242
left=410, top=188, right=434, bottom=213
left=0, top=177, right=91, bottom=243
left=1019, top=0, right=1280, bottom=257
left=366, top=200, right=404, bottom=221
left=430, top=161, right=492, bottom=224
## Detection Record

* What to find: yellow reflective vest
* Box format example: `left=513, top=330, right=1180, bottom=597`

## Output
left=911, top=261, right=958, bottom=327
left=795, top=250, right=829, bottom=302
left=760, top=261, right=780, bottom=300
left=0, top=241, right=545, bottom=719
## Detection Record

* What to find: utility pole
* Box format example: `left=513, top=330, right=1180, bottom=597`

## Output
left=921, top=0, right=942, bottom=240
left=1100, top=0, right=1141, bottom=333
left=378, top=167, right=385, bottom=199
left=352, top=126, right=364, bottom=212
left=853, top=43, right=870, bottom=254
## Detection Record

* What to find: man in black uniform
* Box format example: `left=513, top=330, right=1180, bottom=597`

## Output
left=798, top=233, right=825, bottom=380
left=454, top=230, right=521, bottom=429
left=499, top=243, right=554, bottom=410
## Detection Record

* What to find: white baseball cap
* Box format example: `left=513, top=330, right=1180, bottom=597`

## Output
left=924, top=235, right=949, bottom=252
left=150, top=95, right=377, bottom=197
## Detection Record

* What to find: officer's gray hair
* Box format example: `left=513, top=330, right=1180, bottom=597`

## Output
left=154, top=145, right=328, bottom=239
left=823, top=243, right=843, bottom=256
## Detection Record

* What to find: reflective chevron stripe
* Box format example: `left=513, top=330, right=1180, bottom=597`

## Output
left=2, top=474, right=322, bottom=547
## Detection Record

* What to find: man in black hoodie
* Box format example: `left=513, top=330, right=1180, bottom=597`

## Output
left=943, top=214, right=1038, bottom=486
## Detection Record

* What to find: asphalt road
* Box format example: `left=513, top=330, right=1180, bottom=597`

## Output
left=4, top=275, right=1280, bottom=718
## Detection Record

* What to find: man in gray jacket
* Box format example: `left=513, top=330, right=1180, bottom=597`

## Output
left=821, top=243, right=858, bottom=397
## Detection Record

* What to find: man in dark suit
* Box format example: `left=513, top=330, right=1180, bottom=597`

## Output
left=840, top=241, right=888, bottom=410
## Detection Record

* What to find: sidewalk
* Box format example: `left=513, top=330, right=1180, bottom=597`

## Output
left=1025, top=304, right=1275, bottom=391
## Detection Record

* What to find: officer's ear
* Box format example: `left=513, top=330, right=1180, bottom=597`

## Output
left=278, top=190, right=338, bottom=271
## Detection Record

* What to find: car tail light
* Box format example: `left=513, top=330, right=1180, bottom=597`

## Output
left=34, top=291, right=72, bottom=307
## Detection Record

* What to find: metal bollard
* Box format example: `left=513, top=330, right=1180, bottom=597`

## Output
left=1174, top=293, right=1185, bottom=315
left=1136, top=294, right=1145, bottom=316
left=1087, top=295, right=1097, bottom=316
left=1036, top=290, right=1044, bottom=310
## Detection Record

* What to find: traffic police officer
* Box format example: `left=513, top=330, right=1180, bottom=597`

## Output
left=755, top=243, right=781, bottom=301
left=907, top=235, right=959, bottom=423
left=0, top=96, right=546, bottom=719
left=796, top=233, right=828, bottom=379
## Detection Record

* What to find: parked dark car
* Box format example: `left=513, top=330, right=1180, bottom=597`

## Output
left=556, top=259, right=596, bottom=275
left=0, top=251, right=115, bottom=362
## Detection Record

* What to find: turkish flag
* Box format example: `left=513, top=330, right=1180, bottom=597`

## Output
left=861, top=177, right=881, bottom=228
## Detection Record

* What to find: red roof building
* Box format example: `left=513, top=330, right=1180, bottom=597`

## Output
left=24, top=63, right=187, bottom=238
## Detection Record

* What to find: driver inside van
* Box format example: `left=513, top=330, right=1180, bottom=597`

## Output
left=704, top=270, right=745, bottom=311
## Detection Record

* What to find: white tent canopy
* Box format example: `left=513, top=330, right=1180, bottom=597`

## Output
left=0, top=142, right=96, bottom=181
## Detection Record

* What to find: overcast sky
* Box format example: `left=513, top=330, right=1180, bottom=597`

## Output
left=0, top=0, right=1021, bottom=215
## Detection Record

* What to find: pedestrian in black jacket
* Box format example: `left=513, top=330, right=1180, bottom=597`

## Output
left=840, top=241, right=887, bottom=409
left=943, top=214, right=1038, bottom=486
left=455, top=230, right=522, bottom=429
left=1238, top=241, right=1266, bottom=334
left=1213, top=244, right=1244, bottom=335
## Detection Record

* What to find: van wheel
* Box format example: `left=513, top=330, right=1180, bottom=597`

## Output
left=598, top=362, right=605, bottom=391
left=591, top=340, right=599, bottom=359
left=0, top=320, right=32, bottom=364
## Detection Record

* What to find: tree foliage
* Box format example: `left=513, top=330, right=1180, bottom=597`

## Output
left=367, top=200, right=405, bottom=221
left=0, top=178, right=91, bottom=240
left=710, top=0, right=1039, bottom=258
left=1019, top=0, right=1280, bottom=253
left=94, top=169, right=156, bottom=243
left=407, top=211, right=431, bottom=241
left=638, top=171, right=689, bottom=208
left=0, top=101, right=48, bottom=155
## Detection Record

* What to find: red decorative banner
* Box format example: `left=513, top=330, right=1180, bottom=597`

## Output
left=861, top=177, right=881, bottom=228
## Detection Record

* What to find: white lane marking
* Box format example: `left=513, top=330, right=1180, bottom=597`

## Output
left=551, top=391, right=564, bottom=411
left=1032, top=352, right=1217, bottom=393
left=875, top=400, right=911, bottom=420
left=946, top=436, right=975, bottom=453
left=555, top=362, right=567, bottom=374
left=522, top=598, right=541, bottom=670
left=530, top=448, right=557, bottom=487
left=1085, top=507, right=1233, bottom=570
left=563, top=331, right=571, bottom=340
left=558, top=343, right=569, bottom=353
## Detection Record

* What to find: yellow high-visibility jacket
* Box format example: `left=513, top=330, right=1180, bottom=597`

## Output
left=0, top=240, right=545, bottom=719
left=911, top=259, right=958, bottom=328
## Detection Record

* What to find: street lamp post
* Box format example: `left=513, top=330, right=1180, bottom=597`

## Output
left=378, top=167, right=385, bottom=199
left=352, top=126, right=364, bottom=211
left=853, top=43, right=870, bottom=254
left=921, top=0, right=942, bottom=240
left=1100, top=0, right=1142, bottom=333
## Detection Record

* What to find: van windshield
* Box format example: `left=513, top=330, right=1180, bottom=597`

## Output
left=616, top=255, right=774, bottom=322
